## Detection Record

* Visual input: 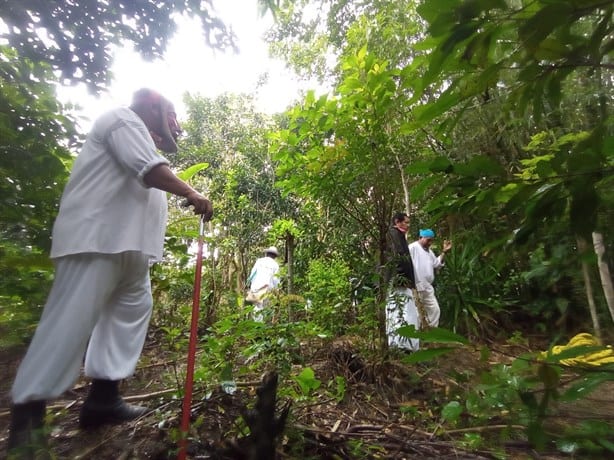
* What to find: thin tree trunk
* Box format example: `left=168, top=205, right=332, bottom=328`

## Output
left=377, top=230, right=388, bottom=353
left=577, top=236, right=601, bottom=339
left=393, top=152, right=411, bottom=213
left=285, top=232, right=295, bottom=322
left=286, top=232, right=294, bottom=295
left=592, top=231, right=614, bottom=324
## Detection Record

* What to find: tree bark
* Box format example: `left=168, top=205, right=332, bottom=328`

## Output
left=243, top=371, right=290, bottom=460
left=393, top=152, right=411, bottom=214
left=286, top=232, right=294, bottom=295
left=592, top=232, right=614, bottom=324
left=577, top=236, right=601, bottom=339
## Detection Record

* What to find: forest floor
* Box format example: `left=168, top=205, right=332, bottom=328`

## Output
left=1, top=331, right=613, bottom=459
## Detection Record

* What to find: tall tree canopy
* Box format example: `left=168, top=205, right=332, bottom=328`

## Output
left=1, top=0, right=237, bottom=91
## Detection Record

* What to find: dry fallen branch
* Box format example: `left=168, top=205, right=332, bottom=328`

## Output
left=442, top=424, right=526, bottom=435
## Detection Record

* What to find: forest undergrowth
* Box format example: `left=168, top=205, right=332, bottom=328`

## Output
left=2, top=327, right=612, bottom=460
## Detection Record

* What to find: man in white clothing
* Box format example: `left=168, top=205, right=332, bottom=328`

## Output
left=8, top=89, right=213, bottom=457
left=246, top=246, right=280, bottom=322
left=408, top=229, right=452, bottom=328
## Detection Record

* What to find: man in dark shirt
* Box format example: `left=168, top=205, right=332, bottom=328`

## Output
left=385, top=212, right=420, bottom=351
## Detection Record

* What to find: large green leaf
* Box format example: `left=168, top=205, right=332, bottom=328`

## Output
left=518, top=3, right=573, bottom=53
left=454, top=155, right=505, bottom=178
left=417, top=0, right=461, bottom=25
left=401, top=347, right=458, bottom=364
left=177, top=162, right=210, bottom=182
left=560, top=371, right=614, bottom=402
left=396, top=326, right=469, bottom=344
left=413, top=89, right=462, bottom=124
left=405, top=156, right=453, bottom=174
left=569, top=185, right=599, bottom=236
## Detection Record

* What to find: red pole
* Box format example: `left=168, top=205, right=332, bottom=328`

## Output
left=178, top=216, right=205, bottom=460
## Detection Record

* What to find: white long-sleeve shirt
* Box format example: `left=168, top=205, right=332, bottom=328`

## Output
left=408, top=241, right=444, bottom=290
left=248, top=257, right=280, bottom=292
left=50, top=107, right=169, bottom=262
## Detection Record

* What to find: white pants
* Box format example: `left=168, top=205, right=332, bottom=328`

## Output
left=251, top=292, right=271, bottom=322
left=252, top=301, right=265, bottom=322
left=11, top=252, right=153, bottom=403
left=416, top=284, right=440, bottom=327
left=385, top=287, right=420, bottom=351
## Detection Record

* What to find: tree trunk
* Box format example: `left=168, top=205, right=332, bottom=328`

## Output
left=244, top=371, right=290, bottom=460
left=377, top=228, right=389, bottom=353
left=577, top=236, right=601, bottom=339
left=285, top=232, right=295, bottom=322
left=393, top=152, right=411, bottom=213
left=286, top=232, right=294, bottom=295
left=592, top=231, right=614, bottom=324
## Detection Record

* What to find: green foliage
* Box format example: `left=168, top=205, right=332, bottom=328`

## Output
left=270, top=218, right=302, bottom=241
left=413, top=0, right=613, bottom=122
left=401, top=0, right=613, bottom=341
left=267, top=0, right=423, bottom=83
left=158, top=304, right=193, bottom=353
left=459, top=432, right=483, bottom=451
left=173, top=93, right=298, bottom=301
left=305, top=258, right=352, bottom=335
left=0, top=47, right=77, bottom=345
left=293, top=367, right=321, bottom=398
left=270, top=49, right=406, bottom=211
left=0, top=51, right=74, bottom=250
left=558, top=420, right=614, bottom=455
left=406, top=137, right=608, bottom=333
left=519, top=242, right=582, bottom=324
left=182, top=306, right=313, bottom=390
left=409, top=0, right=613, bottom=246
left=396, top=326, right=468, bottom=364
left=176, top=162, right=209, bottom=182
left=329, top=375, right=347, bottom=403
left=269, top=47, right=430, bottom=346
left=435, top=235, right=511, bottom=336
left=441, top=400, right=463, bottom=425
left=455, top=352, right=614, bottom=455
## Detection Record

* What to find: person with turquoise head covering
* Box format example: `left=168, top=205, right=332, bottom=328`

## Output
left=408, top=228, right=452, bottom=328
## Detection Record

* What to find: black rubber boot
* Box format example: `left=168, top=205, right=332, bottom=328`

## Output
left=79, top=379, right=149, bottom=430
left=7, top=400, right=50, bottom=460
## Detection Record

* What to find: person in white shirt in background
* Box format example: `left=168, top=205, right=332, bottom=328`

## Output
left=8, top=88, right=213, bottom=458
left=408, top=229, right=452, bottom=328
left=247, top=246, right=280, bottom=322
